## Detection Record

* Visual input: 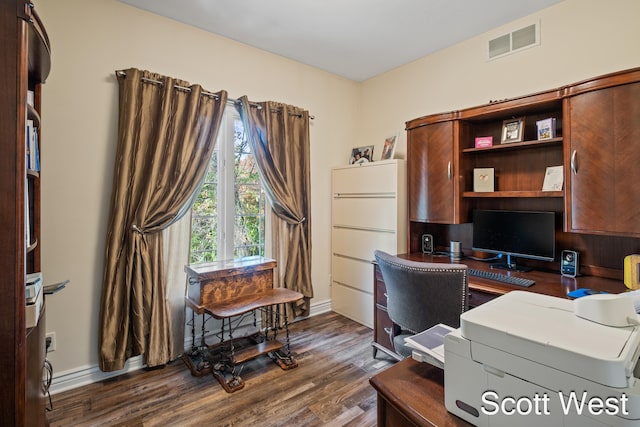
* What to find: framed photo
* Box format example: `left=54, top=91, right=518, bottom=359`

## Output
left=380, top=134, right=397, bottom=160
left=349, top=145, right=374, bottom=165
left=536, top=118, right=557, bottom=140
left=501, top=117, right=525, bottom=144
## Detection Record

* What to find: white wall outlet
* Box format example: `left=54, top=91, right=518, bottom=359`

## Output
left=46, top=332, right=56, bottom=352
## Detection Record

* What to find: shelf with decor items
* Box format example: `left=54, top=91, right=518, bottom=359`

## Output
left=405, top=67, right=640, bottom=278
left=458, top=98, right=563, bottom=202
left=0, top=1, right=51, bottom=425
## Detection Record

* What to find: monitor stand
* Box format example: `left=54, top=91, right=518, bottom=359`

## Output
left=490, top=254, right=533, bottom=272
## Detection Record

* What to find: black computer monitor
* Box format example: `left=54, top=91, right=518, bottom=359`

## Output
left=472, top=209, right=556, bottom=271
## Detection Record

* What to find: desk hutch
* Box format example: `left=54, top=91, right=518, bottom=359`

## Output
left=371, top=67, right=640, bottom=425
left=0, top=1, right=51, bottom=425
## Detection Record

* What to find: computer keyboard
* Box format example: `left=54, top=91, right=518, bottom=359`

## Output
left=468, top=268, right=535, bottom=287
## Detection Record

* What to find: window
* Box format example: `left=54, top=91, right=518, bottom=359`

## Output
left=190, top=107, right=265, bottom=263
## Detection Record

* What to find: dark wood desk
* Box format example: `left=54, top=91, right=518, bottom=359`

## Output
left=370, top=253, right=629, bottom=426
left=370, top=357, right=472, bottom=427
left=373, top=252, right=627, bottom=359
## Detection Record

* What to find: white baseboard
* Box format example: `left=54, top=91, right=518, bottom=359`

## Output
left=49, top=298, right=333, bottom=395
left=48, top=356, right=146, bottom=395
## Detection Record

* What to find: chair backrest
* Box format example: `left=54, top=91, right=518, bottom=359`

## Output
left=374, top=250, right=469, bottom=334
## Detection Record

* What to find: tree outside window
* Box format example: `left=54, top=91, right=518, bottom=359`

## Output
left=190, top=108, right=265, bottom=263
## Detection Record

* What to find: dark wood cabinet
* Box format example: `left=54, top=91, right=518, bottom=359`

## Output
left=408, top=121, right=461, bottom=224
left=26, top=306, right=46, bottom=427
left=405, top=68, right=640, bottom=252
left=0, top=2, right=51, bottom=425
left=565, top=80, right=640, bottom=236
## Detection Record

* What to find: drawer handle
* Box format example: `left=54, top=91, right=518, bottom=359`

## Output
left=571, top=150, right=578, bottom=175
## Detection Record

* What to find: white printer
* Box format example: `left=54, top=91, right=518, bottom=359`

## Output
left=444, top=291, right=640, bottom=426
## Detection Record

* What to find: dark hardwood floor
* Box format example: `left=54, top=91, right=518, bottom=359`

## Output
left=47, top=311, right=396, bottom=427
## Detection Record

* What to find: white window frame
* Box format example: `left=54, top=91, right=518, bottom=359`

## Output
left=190, top=105, right=266, bottom=263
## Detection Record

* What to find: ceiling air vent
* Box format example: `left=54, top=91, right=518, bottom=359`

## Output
left=488, top=23, right=539, bottom=60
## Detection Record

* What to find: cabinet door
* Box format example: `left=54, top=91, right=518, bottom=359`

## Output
left=567, top=82, right=640, bottom=235
left=408, top=121, right=455, bottom=223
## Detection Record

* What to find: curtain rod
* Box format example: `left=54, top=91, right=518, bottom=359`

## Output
left=115, top=70, right=314, bottom=119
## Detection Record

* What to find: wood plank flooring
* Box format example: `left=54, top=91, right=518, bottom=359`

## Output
left=46, top=311, right=396, bottom=427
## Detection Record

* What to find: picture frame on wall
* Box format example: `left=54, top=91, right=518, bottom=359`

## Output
left=380, top=134, right=397, bottom=160
left=501, top=117, right=525, bottom=144
left=349, top=145, right=374, bottom=164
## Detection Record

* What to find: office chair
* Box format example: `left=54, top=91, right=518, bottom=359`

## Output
left=374, top=250, right=469, bottom=358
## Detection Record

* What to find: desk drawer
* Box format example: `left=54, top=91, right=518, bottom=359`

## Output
left=375, top=305, right=394, bottom=353
left=374, top=265, right=387, bottom=307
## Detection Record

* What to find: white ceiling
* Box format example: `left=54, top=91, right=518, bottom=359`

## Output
left=118, top=0, right=563, bottom=81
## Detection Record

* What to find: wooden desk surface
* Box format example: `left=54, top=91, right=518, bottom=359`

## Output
left=397, top=252, right=627, bottom=299
left=370, top=253, right=628, bottom=426
left=370, top=358, right=472, bottom=427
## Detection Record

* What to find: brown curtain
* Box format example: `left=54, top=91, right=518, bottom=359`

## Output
left=237, top=97, right=313, bottom=318
left=99, top=68, right=227, bottom=371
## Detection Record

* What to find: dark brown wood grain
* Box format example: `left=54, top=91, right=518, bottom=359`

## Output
left=371, top=358, right=472, bottom=427
left=566, top=81, right=640, bottom=236
left=1, top=1, right=51, bottom=425
left=406, top=67, right=640, bottom=279
left=408, top=121, right=458, bottom=223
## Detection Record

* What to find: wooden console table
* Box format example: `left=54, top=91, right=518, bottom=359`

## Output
left=183, top=256, right=303, bottom=392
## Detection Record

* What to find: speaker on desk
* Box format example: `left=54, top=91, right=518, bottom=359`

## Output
left=561, top=250, right=579, bottom=277
left=421, top=234, right=433, bottom=254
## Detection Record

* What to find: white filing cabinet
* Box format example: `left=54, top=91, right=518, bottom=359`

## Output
left=331, top=160, right=407, bottom=327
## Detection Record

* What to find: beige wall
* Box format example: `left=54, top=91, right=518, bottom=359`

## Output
left=37, top=0, right=639, bottom=388
left=361, top=0, right=640, bottom=160
left=38, top=0, right=359, bottom=380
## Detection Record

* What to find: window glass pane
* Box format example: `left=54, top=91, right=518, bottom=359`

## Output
left=190, top=216, right=217, bottom=263
left=236, top=183, right=262, bottom=215
left=190, top=108, right=264, bottom=264
left=193, top=182, right=217, bottom=214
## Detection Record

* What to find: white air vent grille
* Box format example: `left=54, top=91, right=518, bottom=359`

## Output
left=488, top=23, right=539, bottom=60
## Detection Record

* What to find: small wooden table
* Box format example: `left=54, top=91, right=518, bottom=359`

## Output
left=183, top=256, right=303, bottom=392
left=370, top=357, right=473, bottom=427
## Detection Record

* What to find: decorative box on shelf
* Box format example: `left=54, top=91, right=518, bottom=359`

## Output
left=473, top=168, right=495, bottom=192
left=474, top=136, right=493, bottom=148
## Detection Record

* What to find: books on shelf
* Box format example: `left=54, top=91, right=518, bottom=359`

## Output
left=404, top=323, right=456, bottom=369
left=26, top=119, right=40, bottom=172
left=24, top=181, right=30, bottom=247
